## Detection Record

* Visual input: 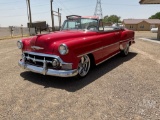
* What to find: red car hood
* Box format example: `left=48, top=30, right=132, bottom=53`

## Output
left=26, top=30, right=96, bottom=54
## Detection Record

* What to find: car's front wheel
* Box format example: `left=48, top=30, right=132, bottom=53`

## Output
left=77, top=55, right=91, bottom=78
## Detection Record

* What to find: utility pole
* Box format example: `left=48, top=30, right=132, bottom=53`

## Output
left=58, top=8, right=61, bottom=30
left=52, top=8, right=61, bottom=31
left=26, top=0, right=32, bottom=35
left=59, top=12, right=61, bottom=30
left=28, top=0, right=32, bottom=25
left=51, top=0, right=54, bottom=31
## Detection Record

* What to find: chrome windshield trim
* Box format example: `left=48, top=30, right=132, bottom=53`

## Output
left=61, top=18, right=99, bottom=32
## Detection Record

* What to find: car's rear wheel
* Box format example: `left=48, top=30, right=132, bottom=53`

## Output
left=77, top=55, right=91, bottom=78
left=121, top=43, right=130, bottom=56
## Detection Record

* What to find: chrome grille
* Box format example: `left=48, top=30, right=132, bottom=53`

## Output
left=24, top=53, right=53, bottom=63
left=23, top=52, right=55, bottom=69
left=21, top=51, right=72, bottom=73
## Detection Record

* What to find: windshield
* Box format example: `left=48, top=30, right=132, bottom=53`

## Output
left=62, top=18, right=98, bottom=31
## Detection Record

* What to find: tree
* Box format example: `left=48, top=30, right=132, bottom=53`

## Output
left=103, top=15, right=121, bottom=23
left=149, top=12, right=160, bottom=19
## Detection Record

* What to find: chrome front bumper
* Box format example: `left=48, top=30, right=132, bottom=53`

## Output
left=18, top=51, right=78, bottom=77
left=19, top=60, right=78, bottom=77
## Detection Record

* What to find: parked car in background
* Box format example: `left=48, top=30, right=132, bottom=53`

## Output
left=17, top=15, right=135, bottom=78
left=151, top=28, right=158, bottom=33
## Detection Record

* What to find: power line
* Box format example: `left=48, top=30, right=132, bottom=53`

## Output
left=102, top=2, right=140, bottom=6
left=102, top=2, right=160, bottom=7
left=55, top=0, right=74, bottom=14
left=54, top=1, right=71, bottom=15
left=62, top=4, right=95, bottom=10
left=0, top=3, right=50, bottom=11
left=0, top=11, right=50, bottom=18
left=57, top=0, right=75, bottom=3
left=0, top=1, right=22, bottom=4
left=58, top=0, right=74, bottom=14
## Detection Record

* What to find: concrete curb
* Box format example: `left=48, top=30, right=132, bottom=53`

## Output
left=138, top=38, right=160, bottom=44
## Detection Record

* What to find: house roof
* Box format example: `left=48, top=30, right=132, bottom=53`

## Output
left=123, top=19, right=160, bottom=24
left=140, top=0, right=160, bottom=4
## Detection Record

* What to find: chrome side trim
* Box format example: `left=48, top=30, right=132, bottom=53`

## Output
left=120, top=37, right=134, bottom=43
left=103, top=42, right=119, bottom=49
left=77, top=42, right=119, bottom=57
left=77, top=41, right=120, bottom=58
left=77, top=47, right=103, bottom=58
left=77, top=38, right=133, bottom=58
left=96, top=52, right=120, bottom=65
left=18, top=60, right=78, bottom=77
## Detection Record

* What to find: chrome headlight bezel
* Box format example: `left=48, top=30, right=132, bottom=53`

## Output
left=58, top=44, right=69, bottom=55
left=52, top=59, right=60, bottom=68
left=17, top=40, right=23, bottom=49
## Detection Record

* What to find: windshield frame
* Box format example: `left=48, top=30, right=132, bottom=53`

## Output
left=61, top=18, right=99, bottom=32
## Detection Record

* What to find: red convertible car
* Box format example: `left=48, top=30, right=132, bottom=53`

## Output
left=18, top=15, right=135, bottom=78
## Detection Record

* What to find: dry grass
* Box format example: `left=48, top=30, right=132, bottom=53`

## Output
left=0, top=35, right=30, bottom=40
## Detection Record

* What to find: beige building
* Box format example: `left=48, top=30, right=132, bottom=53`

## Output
left=123, top=19, right=160, bottom=31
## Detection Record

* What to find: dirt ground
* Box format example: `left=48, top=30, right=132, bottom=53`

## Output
left=0, top=32, right=160, bottom=120
left=135, top=31, right=158, bottom=40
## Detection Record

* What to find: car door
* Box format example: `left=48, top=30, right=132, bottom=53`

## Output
left=98, top=20, right=120, bottom=59
left=112, top=29, right=122, bottom=53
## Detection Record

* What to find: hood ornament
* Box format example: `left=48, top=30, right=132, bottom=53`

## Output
left=31, top=46, right=44, bottom=50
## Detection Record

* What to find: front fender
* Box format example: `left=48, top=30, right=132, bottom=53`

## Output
left=54, top=36, right=103, bottom=69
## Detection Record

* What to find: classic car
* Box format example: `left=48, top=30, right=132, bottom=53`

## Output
left=151, top=27, right=158, bottom=33
left=17, top=15, right=135, bottom=78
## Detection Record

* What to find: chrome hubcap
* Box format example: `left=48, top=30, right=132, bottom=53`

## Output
left=78, top=55, right=90, bottom=77
left=124, top=44, right=129, bottom=55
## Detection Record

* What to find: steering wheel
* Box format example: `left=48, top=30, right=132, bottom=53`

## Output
left=87, top=25, right=97, bottom=30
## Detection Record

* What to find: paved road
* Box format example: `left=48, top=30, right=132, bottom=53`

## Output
left=0, top=34, right=160, bottom=120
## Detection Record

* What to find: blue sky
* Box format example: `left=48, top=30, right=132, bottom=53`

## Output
left=0, top=0, right=160, bottom=27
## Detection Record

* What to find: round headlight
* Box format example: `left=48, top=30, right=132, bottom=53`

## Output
left=59, top=44, right=68, bottom=55
left=17, top=40, right=23, bottom=49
